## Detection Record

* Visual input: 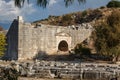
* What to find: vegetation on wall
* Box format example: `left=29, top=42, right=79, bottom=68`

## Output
left=95, top=10, right=120, bottom=62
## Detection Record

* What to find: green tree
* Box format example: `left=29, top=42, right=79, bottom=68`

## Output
left=95, top=10, right=120, bottom=62
left=0, top=33, right=6, bottom=57
left=107, top=0, right=120, bottom=8
left=14, top=0, right=85, bottom=8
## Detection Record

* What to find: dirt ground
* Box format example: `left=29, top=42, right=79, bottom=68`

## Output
left=18, top=77, right=68, bottom=80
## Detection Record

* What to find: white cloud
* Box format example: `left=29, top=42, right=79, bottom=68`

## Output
left=49, top=0, right=57, bottom=6
left=0, top=0, right=36, bottom=23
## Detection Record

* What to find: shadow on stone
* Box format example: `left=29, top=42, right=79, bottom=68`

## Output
left=33, top=51, right=75, bottom=61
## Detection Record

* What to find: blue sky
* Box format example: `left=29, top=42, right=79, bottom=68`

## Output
left=0, top=0, right=111, bottom=29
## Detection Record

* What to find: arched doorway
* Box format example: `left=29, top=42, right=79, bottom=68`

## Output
left=58, top=40, right=68, bottom=51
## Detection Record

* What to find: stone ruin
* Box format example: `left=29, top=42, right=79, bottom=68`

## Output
left=0, top=60, right=120, bottom=80
left=4, top=16, right=93, bottom=60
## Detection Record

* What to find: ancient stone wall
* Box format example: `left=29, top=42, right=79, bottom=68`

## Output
left=4, top=19, right=18, bottom=60
left=5, top=16, right=93, bottom=60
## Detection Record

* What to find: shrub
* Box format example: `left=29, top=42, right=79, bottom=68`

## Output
left=60, top=14, right=74, bottom=26
left=107, top=10, right=120, bottom=27
left=81, top=10, right=87, bottom=17
left=107, top=0, right=120, bottom=8
left=100, top=6, right=105, bottom=9
left=74, top=44, right=91, bottom=56
left=0, top=33, right=6, bottom=57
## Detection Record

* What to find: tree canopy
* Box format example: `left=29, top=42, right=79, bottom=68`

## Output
left=14, top=0, right=86, bottom=8
left=0, top=33, right=6, bottom=57
left=95, top=10, right=120, bottom=61
left=107, top=0, right=120, bottom=8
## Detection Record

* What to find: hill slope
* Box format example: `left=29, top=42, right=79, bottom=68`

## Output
left=33, top=7, right=120, bottom=27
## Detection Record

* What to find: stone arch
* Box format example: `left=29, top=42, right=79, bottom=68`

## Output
left=58, top=40, right=68, bottom=51
left=56, top=32, right=72, bottom=53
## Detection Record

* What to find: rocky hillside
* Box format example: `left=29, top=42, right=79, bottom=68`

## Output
left=33, top=7, right=120, bottom=27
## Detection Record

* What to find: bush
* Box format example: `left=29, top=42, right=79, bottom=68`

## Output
left=107, top=0, right=120, bottom=8
left=60, top=14, right=74, bottom=26
left=0, top=67, right=18, bottom=80
left=74, top=44, right=91, bottom=56
left=0, top=33, right=6, bottom=57
left=81, top=10, right=87, bottom=17
left=100, top=6, right=105, bottom=9
left=107, top=10, right=120, bottom=26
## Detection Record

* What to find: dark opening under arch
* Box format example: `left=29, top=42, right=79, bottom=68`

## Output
left=58, top=40, right=68, bottom=51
